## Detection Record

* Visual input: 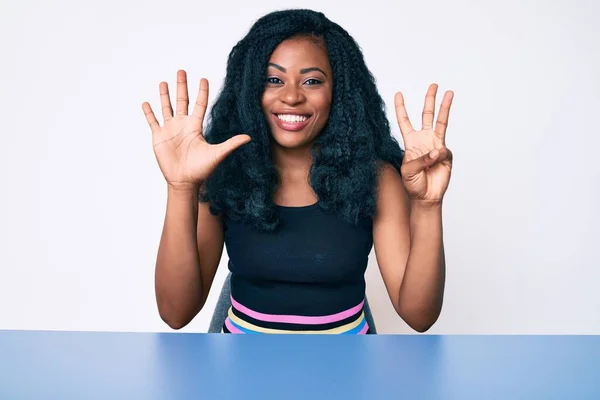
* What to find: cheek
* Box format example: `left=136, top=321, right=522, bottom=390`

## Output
left=312, top=92, right=332, bottom=115
left=261, top=92, right=274, bottom=114
left=316, top=96, right=332, bottom=121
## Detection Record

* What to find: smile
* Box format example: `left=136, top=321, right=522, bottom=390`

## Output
left=272, top=113, right=312, bottom=132
left=276, top=114, right=310, bottom=123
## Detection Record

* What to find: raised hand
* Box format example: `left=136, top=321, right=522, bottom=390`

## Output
left=142, top=70, right=251, bottom=190
left=395, top=84, right=454, bottom=204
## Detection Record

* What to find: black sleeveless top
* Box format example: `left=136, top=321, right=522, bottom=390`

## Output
left=221, top=202, right=374, bottom=334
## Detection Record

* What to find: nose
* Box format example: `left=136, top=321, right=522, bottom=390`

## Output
left=280, top=84, right=306, bottom=105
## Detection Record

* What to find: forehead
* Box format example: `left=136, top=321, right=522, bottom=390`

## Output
left=268, top=37, right=330, bottom=69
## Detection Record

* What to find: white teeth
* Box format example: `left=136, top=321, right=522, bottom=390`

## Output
left=276, top=114, right=309, bottom=123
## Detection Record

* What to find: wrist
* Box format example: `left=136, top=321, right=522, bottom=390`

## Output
left=167, top=182, right=201, bottom=196
left=410, top=199, right=443, bottom=212
left=409, top=200, right=443, bottom=238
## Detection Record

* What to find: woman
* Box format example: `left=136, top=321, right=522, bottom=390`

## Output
left=142, top=9, right=454, bottom=334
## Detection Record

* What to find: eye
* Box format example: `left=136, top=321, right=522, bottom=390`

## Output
left=304, top=78, right=322, bottom=85
left=266, top=77, right=283, bottom=85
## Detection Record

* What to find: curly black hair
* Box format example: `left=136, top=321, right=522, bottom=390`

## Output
left=200, top=9, right=404, bottom=231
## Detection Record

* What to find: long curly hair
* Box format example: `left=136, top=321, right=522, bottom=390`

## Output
left=201, top=9, right=404, bottom=231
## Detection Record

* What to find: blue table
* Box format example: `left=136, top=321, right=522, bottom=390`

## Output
left=0, top=330, right=598, bottom=399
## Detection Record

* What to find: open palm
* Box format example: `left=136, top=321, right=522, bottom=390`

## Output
left=395, top=84, right=454, bottom=203
left=142, top=70, right=250, bottom=189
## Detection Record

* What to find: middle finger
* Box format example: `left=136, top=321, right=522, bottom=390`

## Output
left=176, top=70, right=189, bottom=116
left=422, top=83, right=438, bottom=130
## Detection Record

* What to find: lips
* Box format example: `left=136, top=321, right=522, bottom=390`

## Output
left=272, top=113, right=312, bottom=132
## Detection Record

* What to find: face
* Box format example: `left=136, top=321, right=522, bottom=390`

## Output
left=261, top=36, right=333, bottom=150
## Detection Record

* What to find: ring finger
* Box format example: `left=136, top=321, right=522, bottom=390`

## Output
left=159, top=81, right=173, bottom=121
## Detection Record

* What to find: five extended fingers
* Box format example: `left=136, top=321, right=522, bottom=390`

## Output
left=142, top=70, right=208, bottom=134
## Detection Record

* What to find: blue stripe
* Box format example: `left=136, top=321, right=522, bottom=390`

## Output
left=344, top=317, right=367, bottom=334
left=226, top=317, right=260, bottom=334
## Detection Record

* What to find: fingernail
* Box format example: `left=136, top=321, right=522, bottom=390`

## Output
left=430, top=150, right=439, bottom=159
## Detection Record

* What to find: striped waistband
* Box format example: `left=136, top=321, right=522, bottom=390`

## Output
left=223, top=295, right=369, bottom=334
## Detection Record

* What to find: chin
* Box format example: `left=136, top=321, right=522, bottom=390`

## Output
left=271, top=133, right=315, bottom=149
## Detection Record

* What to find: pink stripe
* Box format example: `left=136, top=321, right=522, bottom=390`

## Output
left=358, top=323, right=369, bottom=335
left=224, top=317, right=244, bottom=334
left=230, top=295, right=365, bottom=325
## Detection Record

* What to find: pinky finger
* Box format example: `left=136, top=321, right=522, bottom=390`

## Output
left=142, top=102, right=160, bottom=133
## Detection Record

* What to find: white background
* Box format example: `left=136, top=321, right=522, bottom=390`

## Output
left=1, top=0, right=598, bottom=334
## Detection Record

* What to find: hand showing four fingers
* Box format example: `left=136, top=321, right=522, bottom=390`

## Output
left=395, top=84, right=454, bottom=204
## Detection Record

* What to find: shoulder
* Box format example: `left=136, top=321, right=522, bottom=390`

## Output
left=374, top=161, right=409, bottom=220
left=377, top=161, right=401, bottom=182
left=376, top=161, right=404, bottom=196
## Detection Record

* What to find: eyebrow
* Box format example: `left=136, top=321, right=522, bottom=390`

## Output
left=268, top=63, right=328, bottom=76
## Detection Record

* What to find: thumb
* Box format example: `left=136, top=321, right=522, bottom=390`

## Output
left=214, top=134, right=251, bottom=163
left=401, top=149, right=440, bottom=177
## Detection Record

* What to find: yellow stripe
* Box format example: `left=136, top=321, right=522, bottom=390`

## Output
left=227, top=307, right=365, bottom=334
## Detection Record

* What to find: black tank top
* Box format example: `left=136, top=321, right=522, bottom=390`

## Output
left=221, top=202, right=374, bottom=334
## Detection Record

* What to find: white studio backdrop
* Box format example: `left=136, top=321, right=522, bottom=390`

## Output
left=0, top=0, right=598, bottom=334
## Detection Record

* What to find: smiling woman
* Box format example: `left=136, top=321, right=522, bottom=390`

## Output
left=262, top=37, right=332, bottom=151
left=142, top=9, right=454, bottom=334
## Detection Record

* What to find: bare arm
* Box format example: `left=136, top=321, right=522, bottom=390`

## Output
left=377, top=83, right=453, bottom=332
left=373, top=164, right=445, bottom=332
left=143, top=71, right=248, bottom=330
left=400, top=201, right=445, bottom=332
left=154, top=185, right=224, bottom=329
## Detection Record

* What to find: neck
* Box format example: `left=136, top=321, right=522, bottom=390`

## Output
left=271, top=144, right=313, bottom=175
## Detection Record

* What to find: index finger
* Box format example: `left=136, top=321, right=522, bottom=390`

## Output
left=435, top=90, right=454, bottom=142
left=394, top=91, right=414, bottom=138
left=191, top=78, right=209, bottom=126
